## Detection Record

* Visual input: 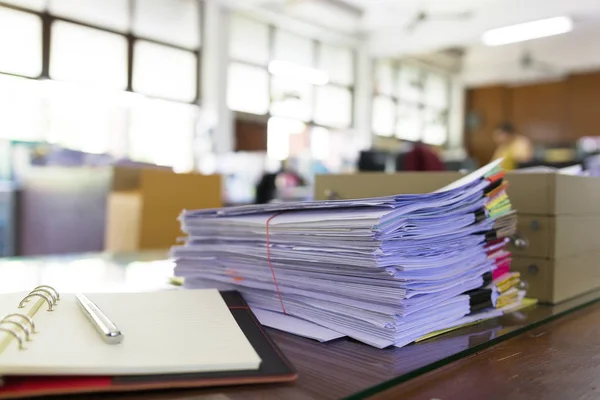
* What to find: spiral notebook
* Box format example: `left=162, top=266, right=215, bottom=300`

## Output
left=0, top=287, right=297, bottom=398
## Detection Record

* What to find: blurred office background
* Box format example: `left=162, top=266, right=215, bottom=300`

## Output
left=0, top=0, right=599, bottom=256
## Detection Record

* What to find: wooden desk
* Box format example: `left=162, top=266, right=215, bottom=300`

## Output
left=372, top=301, right=600, bottom=400
left=1, top=252, right=599, bottom=400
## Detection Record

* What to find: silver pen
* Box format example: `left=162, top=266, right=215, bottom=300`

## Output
left=76, top=294, right=124, bottom=345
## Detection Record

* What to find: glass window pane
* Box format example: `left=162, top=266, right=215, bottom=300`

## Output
left=1, top=0, right=46, bottom=11
left=318, top=44, right=353, bottom=86
left=0, top=75, right=44, bottom=141
left=273, top=30, right=313, bottom=67
left=133, top=41, right=197, bottom=102
left=229, top=15, right=269, bottom=65
left=44, top=82, right=129, bottom=154
left=375, top=60, right=394, bottom=96
left=49, top=0, right=129, bottom=31
left=310, top=126, right=330, bottom=161
left=50, top=21, right=127, bottom=89
left=372, top=96, right=395, bottom=137
left=129, top=99, right=197, bottom=171
left=270, top=76, right=312, bottom=121
left=0, top=8, right=42, bottom=77
left=133, top=0, right=200, bottom=49
left=425, top=73, right=449, bottom=110
left=314, top=86, right=352, bottom=128
left=267, top=117, right=306, bottom=161
left=227, top=63, right=269, bottom=114
left=397, top=64, right=422, bottom=103
left=423, top=109, right=448, bottom=146
left=396, top=103, right=422, bottom=141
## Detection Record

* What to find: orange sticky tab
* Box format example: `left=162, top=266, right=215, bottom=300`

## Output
left=486, top=181, right=509, bottom=198
left=486, top=171, right=505, bottom=184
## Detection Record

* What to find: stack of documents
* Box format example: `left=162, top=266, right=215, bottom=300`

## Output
left=172, top=160, right=525, bottom=348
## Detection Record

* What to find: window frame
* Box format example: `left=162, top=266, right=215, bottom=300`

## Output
left=373, top=59, right=451, bottom=146
left=0, top=0, right=202, bottom=104
left=228, top=15, right=357, bottom=131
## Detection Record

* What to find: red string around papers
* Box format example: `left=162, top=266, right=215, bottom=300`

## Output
left=266, top=212, right=287, bottom=314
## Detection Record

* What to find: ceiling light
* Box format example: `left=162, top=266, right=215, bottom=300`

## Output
left=268, top=60, right=329, bottom=85
left=482, top=16, right=573, bottom=46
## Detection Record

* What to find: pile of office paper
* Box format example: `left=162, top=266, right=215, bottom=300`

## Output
left=172, top=160, right=526, bottom=348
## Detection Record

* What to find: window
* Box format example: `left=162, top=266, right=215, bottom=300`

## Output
left=267, top=117, right=306, bottom=161
left=49, top=0, right=129, bottom=32
left=0, top=8, right=42, bottom=77
left=397, top=64, right=422, bottom=103
left=133, top=0, right=200, bottom=49
left=0, top=75, right=44, bottom=141
left=423, top=109, right=448, bottom=146
left=374, top=60, right=394, bottom=96
left=373, top=60, right=451, bottom=145
left=318, top=44, right=354, bottom=86
left=314, top=86, right=352, bottom=128
left=227, top=63, right=269, bottom=115
left=273, top=31, right=313, bottom=67
left=229, top=15, right=269, bottom=65
left=270, top=76, right=312, bottom=121
left=1, top=0, right=46, bottom=11
left=396, top=103, right=422, bottom=142
left=133, top=41, right=197, bottom=102
left=45, top=89, right=124, bottom=154
left=424, top=73, right=449, bottom=110
left=0, top=0, right=203, bottom=166
left=372, top=96, right=395, bottom=137
left=129, top=99, right=197, bottom=170
left=227, top=14, right=356, bottom=142
left=50, top=21, right=128, bottom=89
left=310, top=126, right=330, bottom=160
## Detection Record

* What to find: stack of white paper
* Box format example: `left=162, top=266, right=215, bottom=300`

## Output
left=172, top=160, right=521, bottom=348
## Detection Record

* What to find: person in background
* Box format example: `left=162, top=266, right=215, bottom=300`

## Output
left=402, top=141, right=446, bottom=171
left=255, top=159, right=305, bottom=204
left=491, top=122, right=533, bottom=170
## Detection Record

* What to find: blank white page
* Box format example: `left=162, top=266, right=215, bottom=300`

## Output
left=0, top=289, right=261, bottom=375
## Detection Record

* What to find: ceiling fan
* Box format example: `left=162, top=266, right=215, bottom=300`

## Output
left=520, top=51, right=561, bottom=75
left=405, top=10, right=473, bottom=33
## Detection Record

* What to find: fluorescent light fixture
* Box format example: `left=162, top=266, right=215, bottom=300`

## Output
left=268, top=60, right=329, bottom=85
left=482, top=16, right=573, bottom=46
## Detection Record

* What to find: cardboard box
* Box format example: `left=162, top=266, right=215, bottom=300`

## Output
left=505, top=172, right=600, bottom=216
left=105, top=167, right=221, bottom=252
left=513, top=252, right=600, bottom=304
left=314, top=171, right=600, bottom=304
left=508, top=215, right=600, bottom=259
left=314, top=172, right=462, bottom=201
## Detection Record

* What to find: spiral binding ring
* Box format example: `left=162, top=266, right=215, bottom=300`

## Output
left=2, top=313, right=36, bottom=334
left=0, top=327, right=24, bottom=350
left=0, top=319, right=31, bottom=341
left=18, top=292, right=54, bottom=311
left=28, top=288, right=58, bottom=305
left=32, top=285, right=60, bottom=301
left=0, top=286, right=59, bottom=352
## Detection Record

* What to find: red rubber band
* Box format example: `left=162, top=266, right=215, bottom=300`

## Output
left=266, top=212, right=287, bottom=314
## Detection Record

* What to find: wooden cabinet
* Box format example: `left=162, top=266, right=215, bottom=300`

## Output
left=466, top=69, right=600, bottom=163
